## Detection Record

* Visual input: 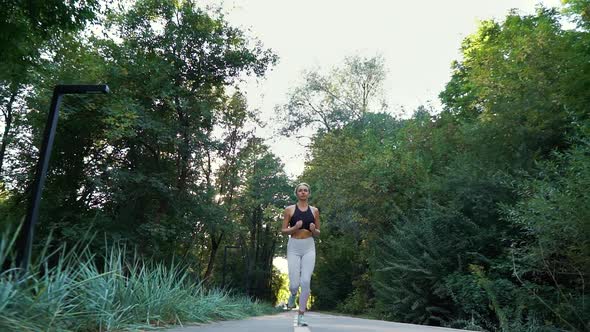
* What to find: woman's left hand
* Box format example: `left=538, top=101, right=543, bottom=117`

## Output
left=309, top=223, right=316, bottom=232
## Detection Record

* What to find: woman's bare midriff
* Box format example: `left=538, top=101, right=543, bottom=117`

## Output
left=291, top=229, right=313, bottom=239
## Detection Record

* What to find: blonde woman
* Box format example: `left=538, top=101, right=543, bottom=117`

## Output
left=281, top=183, right=320, bottom=327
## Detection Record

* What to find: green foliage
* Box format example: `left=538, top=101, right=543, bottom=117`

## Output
left=0, top=228, right=278, bottom=331
left=372, top=200, right=484, bottom=325
left=2, top=0, right=590, bottom=330
left=0, top=0, right=102, bottom=81
left=337, top=273, right=374, bottom=315
left=270, top=267, right=288, bottom=306
left=233, top=140, right=291, bottom=300
left=275, top=55, right=386, bottom=135
left=563, top=0, right=590, bottom=28
left=506, top=140, right=590, bottom=278
left=312, top=234, right=364, bottom=310
left=0, top=1, right=289, bottom=322
left=503, top=138, right=590, bottom=331
left=0, top=0, right=281, bottom=269
left=302, top=3, right=590, bottom=331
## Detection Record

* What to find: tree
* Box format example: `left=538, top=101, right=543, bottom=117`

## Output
left=201, top=92, right=257, bottom=282
left=2, top=0, right=278, bottom=267
left=563, top=0, right=590, bottom=28
left=440, top=8, right=590, bottom=168
left=0, top=0, right=102, bottom=176
left=232, top=139, right=291, bottom=299
left=89, top=0, right=277, bottom=259
left=505, top=138, right=590, bottom=330
left=275, top=55, right=387, bottom=137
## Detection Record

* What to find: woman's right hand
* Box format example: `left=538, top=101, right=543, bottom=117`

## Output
left=294, top=220, right=303, bottom=229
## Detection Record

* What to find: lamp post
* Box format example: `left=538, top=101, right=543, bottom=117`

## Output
left=14, top=84, right=109, bottom=273
left=222, top=245, right=241, bottom=289
left=221, top=243, right=250, bottom=293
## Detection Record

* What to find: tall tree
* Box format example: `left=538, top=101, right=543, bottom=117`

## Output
left=275, top=55, right=386, bottom=136
left=234, top=139, right=290, bottom=299
left=201, top=92, right=257, bottom=282
left=3, top=0, right=277, bottom=266
left=0, top=0, right=102, bottom=176
left=90, top=0, right=277, bottom=258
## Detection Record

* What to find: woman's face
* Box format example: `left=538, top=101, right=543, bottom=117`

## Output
left=296, top=186, right=310, bottom=200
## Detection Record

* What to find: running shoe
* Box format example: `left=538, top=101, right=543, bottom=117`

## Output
left=297, top=314, right=308, bottom=327
left=287, top=293, right=296, bottom=309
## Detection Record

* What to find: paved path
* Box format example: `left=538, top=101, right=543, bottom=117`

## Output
left=165, top=311, right=468, bottom=332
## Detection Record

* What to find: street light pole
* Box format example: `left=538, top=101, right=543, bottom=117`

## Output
left=14, top=84, right=109, bottom=273
left=222, top=245, right=242, bottom=289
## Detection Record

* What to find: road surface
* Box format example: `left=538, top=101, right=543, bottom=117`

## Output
left=165, top=311, right=469, bottom=332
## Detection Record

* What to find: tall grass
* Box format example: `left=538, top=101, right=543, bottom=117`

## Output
left=0, top=227, right=279, bottom=331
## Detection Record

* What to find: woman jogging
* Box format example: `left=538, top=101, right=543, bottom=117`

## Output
left=281, top=182, right=320, bottom=327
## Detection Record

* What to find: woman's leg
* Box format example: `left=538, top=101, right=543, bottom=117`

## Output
left=287, top=244, right=302, bottom=297
left=298, top=247, right=316, bottom=312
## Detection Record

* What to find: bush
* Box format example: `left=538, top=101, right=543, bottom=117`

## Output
left=0, top=228, right=279, bottom=331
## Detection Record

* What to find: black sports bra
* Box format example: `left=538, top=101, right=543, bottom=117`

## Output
left=289, top=205, right=315, bottom=230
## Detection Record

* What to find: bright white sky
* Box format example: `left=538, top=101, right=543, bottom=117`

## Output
left=209, top=0, right=562, bottom=180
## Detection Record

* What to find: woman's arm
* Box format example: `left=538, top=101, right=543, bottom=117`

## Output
left=310, top=207, right=320, bottom=237
left=281, top=207, right=301, bottom=235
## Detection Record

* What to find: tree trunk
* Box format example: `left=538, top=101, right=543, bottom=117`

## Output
left=174, top=93, right=194, bottom=194
left=246, top=207, right=260, bottom=294
left=202, top=232, right=223, bottom=281
left=0, top=90, right=17, bottom=175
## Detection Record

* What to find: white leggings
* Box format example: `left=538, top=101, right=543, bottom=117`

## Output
left=287, top=237, right=316, bottom=312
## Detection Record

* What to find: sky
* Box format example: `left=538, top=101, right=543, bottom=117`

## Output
left=208, top=0, right=563, bottom=180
